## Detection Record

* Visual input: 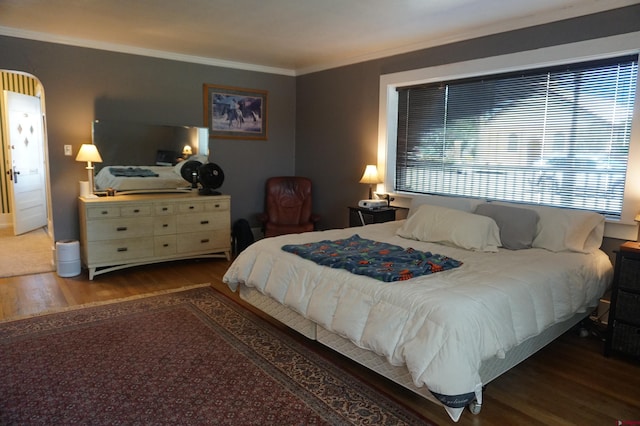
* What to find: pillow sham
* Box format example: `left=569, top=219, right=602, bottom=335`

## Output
left=491, top=201, right=604, bottom=253
left=474, top=203, right=538, bottom=250
left=397, top=204, right=501, bottom=252
left=531, top=205, right=604, bottom=253
left=408, top=194, right=486, bottom=217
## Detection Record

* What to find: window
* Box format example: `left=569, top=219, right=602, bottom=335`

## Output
left=394, top=55, right=638, bottom=219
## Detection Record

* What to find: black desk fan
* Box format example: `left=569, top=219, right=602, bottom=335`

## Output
left=197, top=163, right=224, bottom=195
left=179, top=160, right=202, bottom=188
left=179, top=160, right=224, bottom=194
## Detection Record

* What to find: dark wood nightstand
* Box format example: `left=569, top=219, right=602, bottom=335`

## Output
left=348, top=206, right=397, bottom=227
left=605, top=241, right=640, bottom=360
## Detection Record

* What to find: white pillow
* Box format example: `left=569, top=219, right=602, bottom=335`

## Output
left=408, top=195, right=485, bottom=216
left=492, top=202, right=604, bottom=253
left=397, top=204, right=502, bottom=252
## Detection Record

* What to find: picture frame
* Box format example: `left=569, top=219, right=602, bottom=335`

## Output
left=203, top=84, right=268, bottom=140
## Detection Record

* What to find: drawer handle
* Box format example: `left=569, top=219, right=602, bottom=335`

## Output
left=162, top=224, right=169, bottom=228
left=133, top=209, right=140, bottom=213
left=162, top=207, right=168, bottom=211
left=189, top=206, right=195, bottom=210
left=117, top=247, right=128, bottom=252
left=214, top=204, right=220, bottom=208
left=101, top=210, right=108, bottom=215
left=116, top=226, right=128, bottom=231
left=200, top=220, right=209, bottom=225
left=163, top=243, right=169, bottom=247
left=200, top=239, right=210, bottom=243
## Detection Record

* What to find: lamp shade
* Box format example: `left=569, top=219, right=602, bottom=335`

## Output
left=75, top=144, right=103, bottom=163
left=359, top=165, right=381, bottom=184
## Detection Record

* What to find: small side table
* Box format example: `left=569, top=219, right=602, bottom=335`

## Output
left=348, top=206, right=397, bottom=227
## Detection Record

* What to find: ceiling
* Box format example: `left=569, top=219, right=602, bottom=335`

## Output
left=0, top=0, right=638, bottom=75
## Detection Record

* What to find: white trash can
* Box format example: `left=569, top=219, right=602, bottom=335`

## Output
left=56, top=240, right=81, bottom=277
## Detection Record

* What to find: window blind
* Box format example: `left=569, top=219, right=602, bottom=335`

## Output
left=395, top=55, right=638, bottom=219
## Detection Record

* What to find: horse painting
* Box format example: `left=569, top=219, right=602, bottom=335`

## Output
left=228, top=108, right=244, bottom=128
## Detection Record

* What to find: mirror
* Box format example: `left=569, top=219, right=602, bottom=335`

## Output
left=92, top=120, right=209, bottom=172
left=91, top=120, right=210, bottom=192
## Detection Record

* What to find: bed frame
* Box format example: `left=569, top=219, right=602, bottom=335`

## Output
left=237, top=284, right=592, bottom=416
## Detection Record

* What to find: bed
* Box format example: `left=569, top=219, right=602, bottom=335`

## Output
left=94, top=155, right=209, bottom=192
left=223, top=196, right=613, bottom=421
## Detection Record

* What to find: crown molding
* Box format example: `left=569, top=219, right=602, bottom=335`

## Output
left=0, top=26, right=296, bottom=77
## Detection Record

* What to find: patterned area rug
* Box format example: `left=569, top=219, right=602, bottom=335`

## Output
left=0, top=286, right=434, bottom=425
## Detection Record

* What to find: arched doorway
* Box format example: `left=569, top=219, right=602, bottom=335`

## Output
left=0, top=70, right=54, bottom=277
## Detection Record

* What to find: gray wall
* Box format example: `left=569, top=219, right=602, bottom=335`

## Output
left=0, top=38, right=295, bottom=240
left=2, top=4, right=640, bottom=240
left=296, top=5, right=640, bottom=230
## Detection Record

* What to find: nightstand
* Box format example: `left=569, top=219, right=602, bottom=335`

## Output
left=348, top=206, right=397, bottom=227
left=605, top=241, right=640, bottom=360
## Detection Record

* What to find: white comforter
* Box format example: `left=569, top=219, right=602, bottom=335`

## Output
left=95, top=165, right=189, bottom=191
left=223, top=221, right=612, bottom=420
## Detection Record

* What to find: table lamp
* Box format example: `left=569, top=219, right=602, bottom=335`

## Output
left=359, top=164, right=381, bottom=199
left=75, top=143, right=103, bottom=196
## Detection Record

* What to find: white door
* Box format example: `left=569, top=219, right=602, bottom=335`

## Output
left=2, top=91, right=48, bottom=235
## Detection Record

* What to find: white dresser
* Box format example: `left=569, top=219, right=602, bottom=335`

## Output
left=78, top=193, right=231, bottom=280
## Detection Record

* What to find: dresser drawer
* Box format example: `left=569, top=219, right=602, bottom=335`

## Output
left=177, top=211, right=228, bottom=232
left=86, top=237, right=154, bottom=263
left=178, top=201, right=207, bottom=214
left=154, top=216, right=176, bottom=235
left=619, top=256, right=640, bottom=291
left=154, top=235, right=177, bottom=256
left=611, top=322, right=640, bottom=358
left=87, top=206, right=121, bottom=219
left=121, top=205, right=152, bottom=217
left=615, top=291, right=640, bottom=324
left=205, top=199, right=230, bottom=211
left=177, top=230, right=229, bottom=254
left=155, top=203, right=176, bottom=215
left=86, top=218, right=153, bottom=241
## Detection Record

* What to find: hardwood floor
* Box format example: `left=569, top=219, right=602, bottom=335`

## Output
left=1, top=258, right=639, bottom=425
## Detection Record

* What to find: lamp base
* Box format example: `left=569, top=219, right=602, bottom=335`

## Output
left=87, top=166, right=96, bottom=196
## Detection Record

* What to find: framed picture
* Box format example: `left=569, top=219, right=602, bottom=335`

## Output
left=203, top=84, right=268, bottom=140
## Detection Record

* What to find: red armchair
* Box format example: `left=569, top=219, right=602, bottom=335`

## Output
left=259, top=176, right=320, bottom=237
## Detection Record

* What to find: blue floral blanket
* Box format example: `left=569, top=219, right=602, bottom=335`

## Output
left=281, top=234, right=462, bottom=282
